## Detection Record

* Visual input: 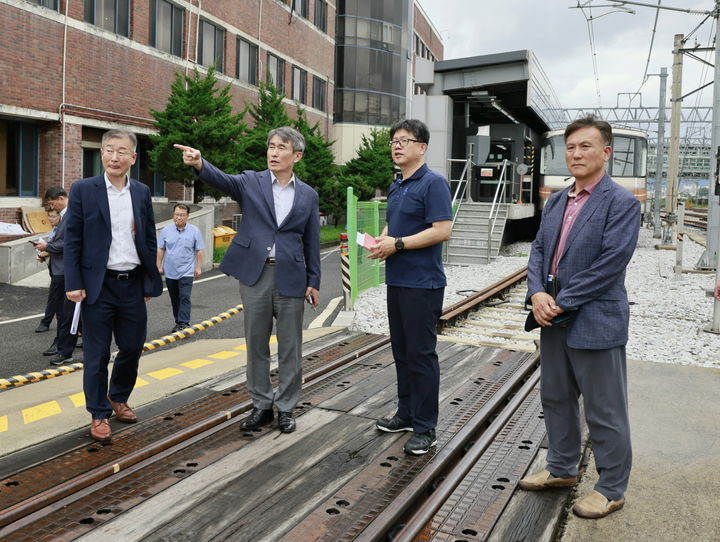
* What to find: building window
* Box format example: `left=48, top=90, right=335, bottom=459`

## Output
left=26, top=0, right=58, bottom=10
left=292, top=66, right=307, bottom=104
left=0, top=120, right=39, bottom=197
left=312, top=76, right=326, bottom=112
left=237, top=38, right=258, bottom=85
left=296, top=0, right=308, bottom=17
left=199, top=20, right=225, bottom=72
left=84, top=0, right=130, bottom=37
left=267, top=53, right=285, bottom=91
left=150, top=0, right=184, bottom=57
left=314, top=0, right=327, bottom=33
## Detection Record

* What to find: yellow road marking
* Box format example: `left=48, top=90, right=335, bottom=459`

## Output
left=181, top=359, right=214, bottom=369
left=135, top=377, right=150, bottom=387
left=147, top=368, right=184, bottom=380
left=22, top=401, right=62, bottom=424
left=208, top=351, right=239, bottom=360
left=0, top=416, right=7, bottom=432
left=233, top=344, right=247, bottom=351
left=69, top=392, right=85, bottom=408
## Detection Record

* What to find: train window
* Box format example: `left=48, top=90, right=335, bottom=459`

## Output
left=611, top=136, right=634, bottom=177
left=635, top=138, right=647, bottom=177
left=540, top=135, right=567, bottom=175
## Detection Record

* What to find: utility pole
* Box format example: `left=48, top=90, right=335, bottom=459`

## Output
left=705, top=0, right=720, bottom=333
left=665, top=34, right=684, bottom=243
left=653, top=67, right=668, bottom=239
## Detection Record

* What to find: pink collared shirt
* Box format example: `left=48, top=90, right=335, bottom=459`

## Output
left=549, top=176, right=603, bottom=275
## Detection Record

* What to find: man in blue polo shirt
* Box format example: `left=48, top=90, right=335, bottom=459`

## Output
left=369, top=119, right=453, bottom=455
left=157, top=203, right=205, bottom=333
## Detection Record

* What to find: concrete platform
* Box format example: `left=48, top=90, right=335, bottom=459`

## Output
left=560, top=358, right=720, bottom=542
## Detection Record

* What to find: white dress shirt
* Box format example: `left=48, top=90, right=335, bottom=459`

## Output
left=104, top=174, right=141, bottom=271
left=269, top=173, right=296, bottom=258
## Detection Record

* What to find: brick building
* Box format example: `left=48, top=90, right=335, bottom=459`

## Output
left=0, top=0, right=441, bottom=224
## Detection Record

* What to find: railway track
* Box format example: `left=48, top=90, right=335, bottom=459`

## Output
left=0, top=269, right=546, bottom=542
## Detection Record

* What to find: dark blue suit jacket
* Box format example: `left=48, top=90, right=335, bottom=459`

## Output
left=64, top=175, right=163, bottom=305
left=198, top=160, right=321, bottom=297
left=527, top=173, right=640, bottom=349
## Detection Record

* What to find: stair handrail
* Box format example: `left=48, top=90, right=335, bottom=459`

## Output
left=487, top=159, right=510, bottom=261
left=445, top=157, right=473, bottom=264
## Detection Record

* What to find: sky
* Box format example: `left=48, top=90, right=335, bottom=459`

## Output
left=418, top=0, right=716, bottom=116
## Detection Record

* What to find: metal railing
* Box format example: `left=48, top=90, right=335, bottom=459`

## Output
left=487, top=159, right=511, bottom=261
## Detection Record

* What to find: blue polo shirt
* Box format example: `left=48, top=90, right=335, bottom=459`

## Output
left=159, top=223, right=205, bottom=279
left=385, top=163, right=452, bottom=289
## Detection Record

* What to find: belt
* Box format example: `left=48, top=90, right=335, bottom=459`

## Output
left=265, top=258, right=276, bottom=264
left=106, top=268, right=138, bottom=280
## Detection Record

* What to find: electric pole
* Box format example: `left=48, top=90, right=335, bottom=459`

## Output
left=654, top=67, right=668, bottom=239
left=665, top=33, right=684, bottom=243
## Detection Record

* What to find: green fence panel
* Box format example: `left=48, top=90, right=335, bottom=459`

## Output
left=346, top=187, right=387, bottom=302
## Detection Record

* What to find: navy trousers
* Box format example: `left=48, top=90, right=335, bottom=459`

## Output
left=386, top=285, right=444, bottom=433
left=166, top=276, right=194, bottom=326
left=82, top=272, right=147, bottom=419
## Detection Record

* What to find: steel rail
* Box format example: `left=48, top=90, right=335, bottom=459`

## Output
left=440, top=266, right=528, bottom=324
left=0, top=335, right=390, bottom=532
left=354, top=350, right=540, bottom=542
left=392, top=367, right=541, bottom=542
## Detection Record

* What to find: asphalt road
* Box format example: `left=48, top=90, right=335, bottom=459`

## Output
left=0, top=246, right=345, bottom=379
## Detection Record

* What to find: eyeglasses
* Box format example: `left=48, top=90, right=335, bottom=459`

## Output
left=389, top=138, right=421, bottom=148
left=102, top=146, right=133, bottom=157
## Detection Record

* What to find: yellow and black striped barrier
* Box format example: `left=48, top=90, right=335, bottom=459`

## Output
left=0, top=304, right=244, bottom=390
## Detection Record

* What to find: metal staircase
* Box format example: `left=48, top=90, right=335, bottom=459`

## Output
left=446, top=202, right=508, bottom=264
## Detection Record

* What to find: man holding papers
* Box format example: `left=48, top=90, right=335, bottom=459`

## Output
left=368, top=119, right=452, bottom=455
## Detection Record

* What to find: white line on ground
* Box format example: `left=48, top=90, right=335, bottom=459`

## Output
left=309, top=296, right=342, bottom=329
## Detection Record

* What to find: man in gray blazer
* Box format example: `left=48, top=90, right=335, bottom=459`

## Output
left=175, top=126, right=320, bottom=434
left=519, top=116, right=640, bottom=519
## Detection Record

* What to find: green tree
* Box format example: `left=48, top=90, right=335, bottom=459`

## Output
left=340, top=128, right=395, bottom=200
left=235, top=82, right=292, bottom=172
left=149, top=67, right=246, bottom=201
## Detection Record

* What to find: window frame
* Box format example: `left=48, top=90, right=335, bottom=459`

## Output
left=84, top=0, right=130, bottom=37
left=198, top=19, right=225, bottom=73
left=236, top=38, right=259, bottom=86
left=266, top=52, right=285, bottom=91
left=312, top=75, right=326, bottom=112
left=26, top=0, right=58, bottom=10
left=150, top=0, right=184, bottom=57
left=314, top=0, right=327, bottom=33
left=292, top=66, right=307, bottom=104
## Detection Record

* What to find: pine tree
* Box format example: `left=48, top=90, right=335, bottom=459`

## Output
left=340, top=128, right=395, bottom=200
left=149, top=67, right=246, bottom=201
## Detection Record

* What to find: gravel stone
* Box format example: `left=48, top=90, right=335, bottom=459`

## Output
left=351, top=227, right=720, bottom=368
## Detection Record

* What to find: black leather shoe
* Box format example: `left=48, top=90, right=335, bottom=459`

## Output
left=48, top=353, right=73, bottom=366
left=43, top=344, right=58, bottom=356
left=240, top=408, right=274, bottom=430
left=35, top=324, right=50, bottom=333
left=278, top=411, right=296, bottom=433
left=376, top=415, right=412, bottom=433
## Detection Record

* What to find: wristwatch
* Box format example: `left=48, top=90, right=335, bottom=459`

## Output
left=394, top=237, right=404, bottom=251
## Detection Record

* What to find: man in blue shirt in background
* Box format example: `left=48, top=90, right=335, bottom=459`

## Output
left=369, top=119, right=452, bottom=455
left=157, top=203, right=205, bottom=333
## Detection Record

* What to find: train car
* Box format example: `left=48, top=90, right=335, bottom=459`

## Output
left=538, top=126, right=648, bottom=208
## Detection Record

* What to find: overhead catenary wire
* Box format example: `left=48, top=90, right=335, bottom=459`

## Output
left=580, top=4, right=604, bottom=107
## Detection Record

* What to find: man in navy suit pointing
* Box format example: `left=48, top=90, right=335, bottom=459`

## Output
left=175, top=126, right=320, bottom=434
left=65, top=129, right=163, bottom=443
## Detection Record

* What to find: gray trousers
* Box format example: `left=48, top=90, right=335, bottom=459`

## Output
left=239, top=263, right=305, bottom=412
left=540, top=326, right=632, bottom=501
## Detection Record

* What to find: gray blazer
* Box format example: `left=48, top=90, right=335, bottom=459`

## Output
left=526, top=173, right=641, bottom=349
left=197, top=160, right=320, bottom=298
left=45, top=213, right=66, bottom=276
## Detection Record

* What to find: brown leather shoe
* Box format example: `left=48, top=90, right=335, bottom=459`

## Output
left=572, top=490, right=625, bottom=519
left=107, top=395, right=138, bottom=423
left=518, top=469, right=578, bottom=491
left=90, top=418, right=112, bottom=443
